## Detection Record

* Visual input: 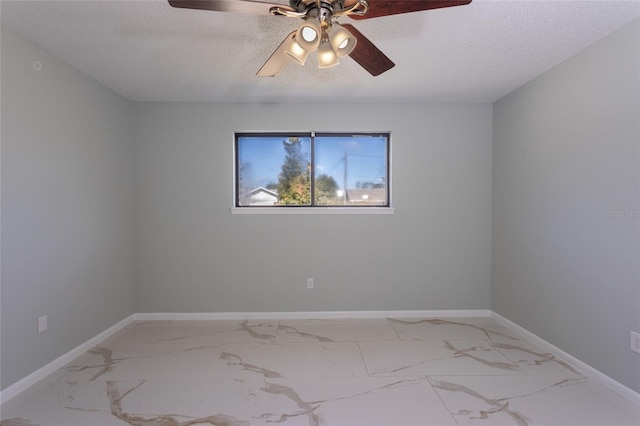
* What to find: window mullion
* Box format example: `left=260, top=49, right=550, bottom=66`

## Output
left=310, top=132, right=316, bottom=206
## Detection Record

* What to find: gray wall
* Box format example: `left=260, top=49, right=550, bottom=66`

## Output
left=1, top=27, right=136, bottom=390
left=134, top=102, right=493, bottom=313
left=492, top=19, right=640, bottom=393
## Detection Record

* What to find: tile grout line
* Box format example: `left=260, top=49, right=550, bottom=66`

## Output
left=355, top=341, right=372, bottom=378
left=385, top=316, right=405, bottom=342
left=425, top=375, right=460, bottom=426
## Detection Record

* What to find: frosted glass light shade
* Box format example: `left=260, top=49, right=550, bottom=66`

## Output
left=317, top=40, right=339, bottom=68
left=328, top=24, right=357, bottom=58
left=285, top=39, right=309, bottom=65
left=295, top=20, right=322, bottom=52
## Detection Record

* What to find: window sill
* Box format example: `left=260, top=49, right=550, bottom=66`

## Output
left=231, top=207, right=395, bottom=215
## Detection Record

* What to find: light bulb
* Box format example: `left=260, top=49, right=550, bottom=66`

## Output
left=301, top=27, right=317, bottom=43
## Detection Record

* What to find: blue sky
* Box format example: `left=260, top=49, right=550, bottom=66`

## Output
left=237, top=134, right=387, bottom=192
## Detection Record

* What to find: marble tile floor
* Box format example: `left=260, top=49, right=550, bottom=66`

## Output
left=1, top=317, right=639, bottom=425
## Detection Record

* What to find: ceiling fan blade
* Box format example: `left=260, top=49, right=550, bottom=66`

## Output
left=342, top=24, right=394, bottom=76
left=168, top=0, right=295, bottom=15
left=257, top=31, right=295, bottom=77
left=346, top=0, right=471, bottom=20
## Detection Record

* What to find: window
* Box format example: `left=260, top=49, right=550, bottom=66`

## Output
left=235, top=132, right=390, bottom=208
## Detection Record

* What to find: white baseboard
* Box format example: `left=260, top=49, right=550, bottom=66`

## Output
left=491, top=312, right=640, bottom=405
left=134, top=309, right=492, bottom=321
left=0, top=314, right=135, bottom=405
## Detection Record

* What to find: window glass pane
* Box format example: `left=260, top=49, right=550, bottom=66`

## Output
left=236, top=135, right=311, bottom=206
left=314, top=135, right=388, bottom=206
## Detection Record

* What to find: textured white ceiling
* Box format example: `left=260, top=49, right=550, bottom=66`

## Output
left=2, top=0, right=639, bottom=103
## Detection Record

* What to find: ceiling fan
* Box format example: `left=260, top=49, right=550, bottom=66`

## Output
left=168, top=0, right=472, bottom=77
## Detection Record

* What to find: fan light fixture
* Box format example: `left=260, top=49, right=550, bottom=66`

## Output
left=286, top=15, right=355, bottom=69
left=170, top=0, right=473, bottom=77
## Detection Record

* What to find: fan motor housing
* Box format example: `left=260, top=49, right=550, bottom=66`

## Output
left=290, top=0, right=345, bottom=14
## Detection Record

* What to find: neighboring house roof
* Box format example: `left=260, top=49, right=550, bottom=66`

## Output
left=243, top=187, right=278, bottom=198
left=345, top=188, right=387, bottom=205
left=241, top=187, right=279, bottom=206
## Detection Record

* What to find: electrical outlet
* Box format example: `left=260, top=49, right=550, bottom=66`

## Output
left=37, top=315, right=48, bottom=334
left=307, top=278, right=314, bottom=289
left=631, top=331, right=640, bottom=354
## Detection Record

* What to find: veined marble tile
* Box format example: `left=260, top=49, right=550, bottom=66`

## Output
left=3, top=319, right=639, bottom=426
left=252, top=377, right=457, bottom=426
left=47, top=341, right=227, bottom=382
left=100, top=319, right=279, bottom=346
left=2, top=377, right=459, bottom=426
left=47, top=340, right=368, bottom=384
left=490, top=339, right=585, bottom=378
left=359, top=340, right=523, bottom=377
left=149, top=319, right=280, bottom=344
left=100, top=322, right=169, bottom=345
left=213, top=342, right=369, bottom=379
left=0, top=378, right=256, bottom=425
left=388, top=317, right=521, bottom=343
left=0, top=380, right=126, bottom=425
left=112, top=379, right=254, bottom=425
left=275, top=318, right=400, bottom=342
left=430, top=375, right=640, bottom=426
